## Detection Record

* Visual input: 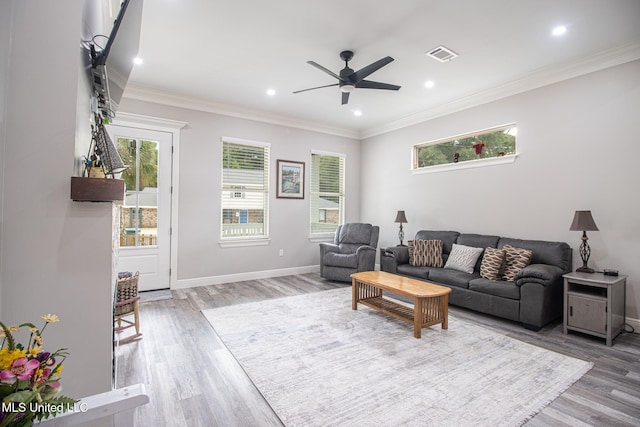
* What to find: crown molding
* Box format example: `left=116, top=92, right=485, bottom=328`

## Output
left=361, top=41, right=640, bottom=139
left=123, top=85, right=360, bottom=140
left=124, top=41, right=640, bottom=141
left=113, top=112, right=188, bottom=131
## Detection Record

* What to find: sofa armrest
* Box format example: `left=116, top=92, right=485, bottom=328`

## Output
left=319, top=242, right=341, bottom=277
left=516, top=264, right=566, bottom=329
left=355, top=245, right=376, bottom=271
left=355, top=245, right=375, bottom=255
left=380, top=246, right=409, bottom=274
left=319, top=242, right=340, bottom=256
left=515, top=264, right=564, bottom=287
left=385, top=246, right=410, bottom=264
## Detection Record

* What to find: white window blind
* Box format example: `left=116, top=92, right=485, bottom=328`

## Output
left=221, top=139, right=270, bottom=239
left=310, top=152, right=345, bottom=234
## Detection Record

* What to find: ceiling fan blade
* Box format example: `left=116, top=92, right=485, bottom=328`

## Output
left=307, top=61, right=346, bottom=82
left=341, top=92, right=350, bottom=105
left=293, top=83, right=339, bottom=94
left=351, top=56, right=394, bottom=83
left=356, top=80, right=401, bottom=91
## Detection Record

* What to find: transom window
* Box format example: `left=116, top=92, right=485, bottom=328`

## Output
left=221, top=138, right=270, bottom=239
left=413, top=124, right=517, bottom=171
left=310, top=151, right=345, bottom=234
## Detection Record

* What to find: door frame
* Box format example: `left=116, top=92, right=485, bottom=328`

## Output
left=112, top=112, right=187, bottom=289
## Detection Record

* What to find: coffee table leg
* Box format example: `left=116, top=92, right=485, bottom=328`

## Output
left=414, top=297, right=423, bottom=338
left=352, top=279, right=358, bottom=310
left=442, top=294, right=449, bottom=329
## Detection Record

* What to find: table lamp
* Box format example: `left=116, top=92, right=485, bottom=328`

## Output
left=394, top=210, right=408, bottom=246
left=569, top=210, right=599, bottom=273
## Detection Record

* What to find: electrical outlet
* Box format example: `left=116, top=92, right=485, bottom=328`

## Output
left=279, top=249, right=284, bottom=257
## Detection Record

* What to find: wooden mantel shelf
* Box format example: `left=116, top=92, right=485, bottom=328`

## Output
left=70, top=177, right=125, bottom=203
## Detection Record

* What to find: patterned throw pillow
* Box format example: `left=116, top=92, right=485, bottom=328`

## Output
left=501, top=245, right=534, bottom=282
left=480, top=247, right=506, bottom=281
left=443, top=244, right=484, bottom=274
left=408, top=240, right=443, bottom=267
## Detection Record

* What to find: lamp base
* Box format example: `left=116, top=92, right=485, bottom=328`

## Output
left=576, top=266, right=595, bottom=274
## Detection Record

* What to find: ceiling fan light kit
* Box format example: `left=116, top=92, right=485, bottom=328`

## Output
left=294, top=50, right=401, bottom=105
left=340, top=84, right=355, bottom=93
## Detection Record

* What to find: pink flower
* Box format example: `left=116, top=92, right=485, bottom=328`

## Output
left=0, top=357, right=40, bottom=383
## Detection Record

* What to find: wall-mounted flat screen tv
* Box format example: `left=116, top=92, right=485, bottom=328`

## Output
left=91, top=0, right=144, bottom=119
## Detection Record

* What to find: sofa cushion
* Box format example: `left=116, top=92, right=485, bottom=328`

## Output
left=502, top=245, right=533, bottom=282
left=397, top=264, right=432, bottom=280
left=444, top=244, right=484, bottom=274
left=408, top=239, right=443, bottom=267
left=469, top=278, right=521, bottom=300
left=457, top=233, right=500, bottom=249
left=322, top=252, right=358, bottom=269
left=428, top=268, right=478, bottom=289
left=414, top=231, right=459, bottom=255
left=498, top=237, right=571, bottom=272
left=480, top=247, right=506, bottom=281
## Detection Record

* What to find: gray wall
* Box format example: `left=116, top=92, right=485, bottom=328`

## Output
left=1, top=0, right=114, bottom=399
left=361, top=60, right=640, bottom=321
left=118, top=98, right=362, bottom=286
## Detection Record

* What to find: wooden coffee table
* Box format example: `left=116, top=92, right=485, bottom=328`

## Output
left=351, top=271, right=451, bottom=338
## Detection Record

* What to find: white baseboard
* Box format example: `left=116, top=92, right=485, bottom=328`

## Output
left=173, top=265, right=320, bottom=289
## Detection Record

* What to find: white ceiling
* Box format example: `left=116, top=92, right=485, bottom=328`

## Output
left=126, top=0, right=640, bottom=137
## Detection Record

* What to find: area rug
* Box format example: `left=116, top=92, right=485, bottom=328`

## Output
left=202, top=288, right=592, bottom=427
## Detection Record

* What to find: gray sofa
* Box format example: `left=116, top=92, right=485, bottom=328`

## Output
left=380, top=230, right=572, bottom=330
left=320, top=223, right=380, bottom=282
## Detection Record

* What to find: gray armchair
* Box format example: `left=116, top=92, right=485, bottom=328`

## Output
left=319, top=223, right=380, bottom=282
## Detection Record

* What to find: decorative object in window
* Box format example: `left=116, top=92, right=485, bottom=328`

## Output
left=413, top=124, right=517, bottom=172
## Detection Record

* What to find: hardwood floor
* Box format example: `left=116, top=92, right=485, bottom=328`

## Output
left=116, top=273, right=640, bottom=426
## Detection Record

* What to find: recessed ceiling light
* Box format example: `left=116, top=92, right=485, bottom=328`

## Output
left=424, top=80, right=435, bottom=88
left=353, top=110, right=362, bottom=117
left=552, top=25, right=567, bottom=36
left=133, top=57, right=143, bottom=65
left=266, top=89, right=276, bottom=96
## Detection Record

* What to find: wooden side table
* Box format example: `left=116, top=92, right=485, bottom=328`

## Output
left=563, top=272, right=626, bottom=346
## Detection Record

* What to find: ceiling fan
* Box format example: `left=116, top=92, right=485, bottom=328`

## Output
left=293, top=50, right=401, bottom=105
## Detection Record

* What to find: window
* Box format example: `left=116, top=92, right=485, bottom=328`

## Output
left=116, top=137, right=159, bottom=247
left=310, top=151, right=345, bottom=234
left=413, top=124, right=517, bottom=172
left=221, top=138, right=270, bottom=239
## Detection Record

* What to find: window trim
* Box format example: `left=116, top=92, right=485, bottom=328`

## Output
left=412, top=123, right=517, bottom=173
left=219, top=137, right=271, bottom=246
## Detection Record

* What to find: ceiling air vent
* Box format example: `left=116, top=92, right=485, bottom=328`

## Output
left=426, top=45, right=458, bottom=63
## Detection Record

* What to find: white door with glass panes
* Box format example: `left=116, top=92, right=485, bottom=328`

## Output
left=106, top=125, right=172, bottom=291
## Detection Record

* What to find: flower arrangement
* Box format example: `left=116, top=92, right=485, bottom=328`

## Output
left=0, top=315, right=77, bottom=427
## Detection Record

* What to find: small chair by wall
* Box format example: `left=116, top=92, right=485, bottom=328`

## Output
left=319, top=223, right=380, bottom=282
left=114, top=271, right=142, bottom=344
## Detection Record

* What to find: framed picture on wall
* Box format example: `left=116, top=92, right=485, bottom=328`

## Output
left=276, top=160, right=305, bottom=199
